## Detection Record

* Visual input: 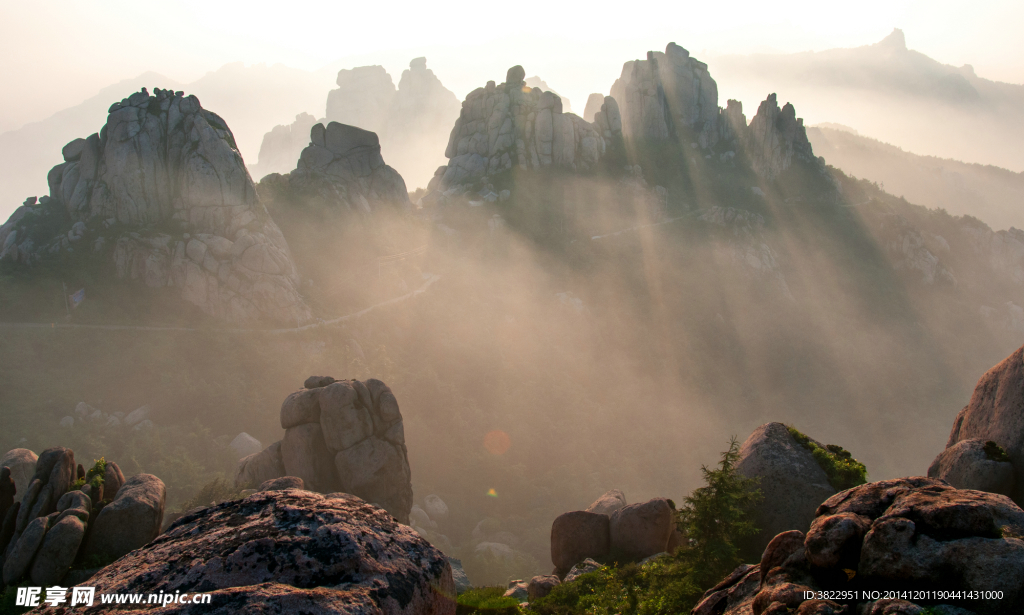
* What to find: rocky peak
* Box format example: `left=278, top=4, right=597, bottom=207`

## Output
left=0, top=88, right=311, bottom=324
left=747, top=93, right=817, bottom=181
left=436, top=66, right=615, bottom=190
left=610, top=42, right=720, bottom=147
left=876, top=27, right=907, bottom=52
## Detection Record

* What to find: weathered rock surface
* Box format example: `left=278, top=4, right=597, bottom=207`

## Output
left=550, top=510, right=610, bottom=573
left=1, top=448, right=37, bottom=503
left=610, top=43, right=719, bottom=147
left=928, top=438, right=1014, bottom=497
left=746, top=93, right=817, bottom=181
left=80, top=473, right=166, bottom=561
left=438, top=65, right=615, bottom=190
left=258, top=476, right=304, bottom=492
left=563, top=558, right=601, bottom=583
left=945, top=342, right=1024, bottom=505
left=78, top=490, right=455, bottom=615
left=0, top=88, right=310, bottom=325
left=609, top=498, right=675, bottom=562
left=736, top=422, right=837, bottom=552
left=229, top=432, right=263, bottom=459
left=527, top=574, right=560, bottom=601
left=258, top=121, right=410, bottom=219
left=240, top=376, right=412, bottom=524
left=692, top=478, right=1024, bottom=615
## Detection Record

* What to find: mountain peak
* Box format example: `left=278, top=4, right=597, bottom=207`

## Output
left=878, top=28, right=907, bottom=51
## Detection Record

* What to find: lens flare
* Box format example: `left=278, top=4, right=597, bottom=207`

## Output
left=484, top=430, right=511, bottom=455
left=487, top=488, right=498, bottom=497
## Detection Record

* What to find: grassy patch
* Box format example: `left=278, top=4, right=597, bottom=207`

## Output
left=788, top=426, right=867, bottom=491
left=455, top=587, right=522, bottom=614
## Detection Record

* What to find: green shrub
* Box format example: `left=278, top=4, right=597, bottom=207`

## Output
left=788, top=426, right=867, bottom=491
left=984, top=441, right=1011, bottom=463
left=455, top=587, right=522, bottom=614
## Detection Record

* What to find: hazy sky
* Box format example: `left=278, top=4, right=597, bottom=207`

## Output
left=2, top=0, right=1022, bottom=133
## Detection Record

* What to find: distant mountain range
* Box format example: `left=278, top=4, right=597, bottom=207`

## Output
left=713, top=29, right=1024, bottom=173
left=807, top=125, right=1024, bottom=231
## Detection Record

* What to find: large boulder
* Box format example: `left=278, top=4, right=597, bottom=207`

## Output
left=609, top=498, right=675, bottom=562
left=77, top=490, right=455, bottom=615
left=0, top=448, right=38, bottom=503
left=252, top=377, right=414, bottom=524
left=79, top=473, right=165, bottom=561
left=928, top=438, right=1015, bottom=497
left=0, top=88, right=310, bottom=325
left=944, top=342, right=1024, bottom=505
left=735, top=422, right=837, bottom=552
left=691, top=477, right=1024, bottom=615
left=550, top=510, right=611, bottom=573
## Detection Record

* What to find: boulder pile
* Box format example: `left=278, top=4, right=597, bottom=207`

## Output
left=235, top=375, right=413, bottom=524
left=0, top=87, right=310, bottom=325
left=549, top=489, right=681, bottom=578
left=78, top=490, right=455, bottom=615
left=692, top=478, right=1024, bottom=615
left=0, top=447, right=165, bottom=588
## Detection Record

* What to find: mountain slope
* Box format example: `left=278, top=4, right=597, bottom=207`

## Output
left=808, top=125, right=1024, bottom=231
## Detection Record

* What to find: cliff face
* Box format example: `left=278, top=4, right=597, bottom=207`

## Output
left=0, top=88, right=310, bottom=325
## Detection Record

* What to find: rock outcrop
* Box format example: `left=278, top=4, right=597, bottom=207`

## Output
left=746, top=93, right=818, bottom=182
left=943, top=342, right=1024, bottom=505
left=258, top=122, right=410, bottom=218
left=692, top=478, right=1024, bottom=615
left=254, top=58, right=460, bottom=192
left=0, top=448, right=158, bottom=588
left=735, top=423, right=838, bottom=552
left=235, top=376, right=413, bottom=524
left=78, top=490, right=455, bottom=615
left=610, top=43, right=719, bottom=147
left=437, top=65, right=616, bottom=191
left=0, top=88, right=310, bottom=325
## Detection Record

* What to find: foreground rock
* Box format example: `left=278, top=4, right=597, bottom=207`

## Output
left=236, top=376, right=413, bottom=523
left=735, top=422, right=837, bottom=552
left=0, top=88, right=310, bottom=325
left=77, top=490, right=454, bottom=615
left=692, top=477, right=1024, bottom=615
left=943, top=342, right=1024, bottom=505
left=79, top=473, right=166, bottom=561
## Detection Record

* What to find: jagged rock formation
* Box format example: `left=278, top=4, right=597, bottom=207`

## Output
left=248, top=112, right=318, bottom=179
left=692, top=478, right=1024, bottom=615
left=611, top=43, right=719, bottom=147
left=524, top=76, right=572, bottom=113
left=0, top=447, right=160, bottom=588
left=942, top=342, right=1024, bottom=505
left=258, top=121, right=410, bottom=217
left=735, top=423, right=838, bottom=552
left=252, top=58, right=460, bottom=191
left=437, top=65, right=618, bottom=190
left=0, top=88, right=310, bottom=325
left=80, top=490, right=455, bottom=615
left=746, top=93, right=817, bottom=182
left=235, top=376, right=413, bottom=524
left=583, top=93, right=605, bottom=122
